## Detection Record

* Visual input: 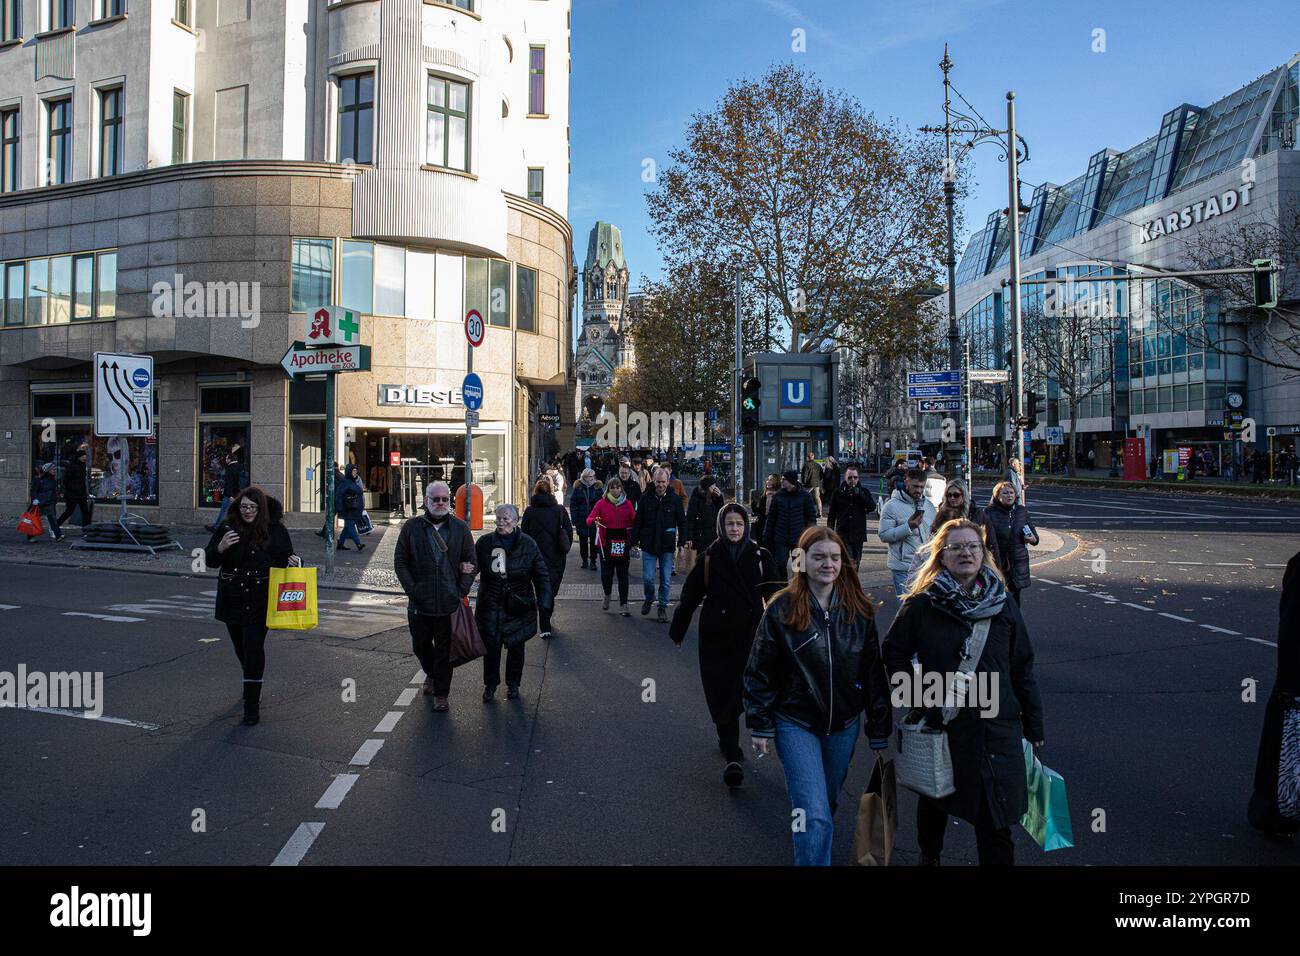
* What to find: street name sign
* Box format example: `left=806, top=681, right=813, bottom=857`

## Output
left=94, top=351, right=154, bottom=437
left=907, top=384, right=962, bottom=399
left=918, top=398, right=961, bottom=413
left=281, top=341, right=372, bottom=378
left=968, top=369, right=1012, bottom=383
left=465, top=410, right=480, bottom=428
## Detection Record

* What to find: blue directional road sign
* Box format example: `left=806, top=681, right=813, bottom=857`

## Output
left=907, top=384, right=962, bottom=399
left=906, top=370, right=961, bottom=386
left=918, top=398, right=962, bottom=412
left=462, top=372, right=483, bottom=411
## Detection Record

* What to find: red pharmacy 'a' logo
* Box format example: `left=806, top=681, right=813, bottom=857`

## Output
left=309, top=308, right=331, bottom=340
left=277, top=585, right=307, bottom=611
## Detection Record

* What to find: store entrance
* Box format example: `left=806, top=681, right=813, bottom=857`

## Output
left=347, top=428, right=466, bottom=518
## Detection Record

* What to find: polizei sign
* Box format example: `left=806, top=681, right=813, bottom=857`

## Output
left=1138, top=183, right=1254, bottom=243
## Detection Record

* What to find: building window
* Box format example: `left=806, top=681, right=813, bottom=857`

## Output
left=291, top=238, right=333, bottom=312
left=96, top=250, right=116, bottom=318
left=426, top=74, right=469, bottom=171
left=0, top=107, right=18, bottom=193
left=337, top=72, right=374, bottom=165
left=373, top=242, right=405, bottom=317
left=171, top=91, right=188, bottom=165
left=30, top=395, right=158, bottom=505
left=527, top=167, right=543, bottom=204
left=46, top=98, right=71, bottom=185
left=442, top=0, right=473, bottom=10
left=528, top=47, right=545, bottom=115
left=516, top=264, right=537, bottom=333
left=340, top=240, right=373, bottom=314
left=98, top=0, right=124, bottom=18
left=198, top=385, right=250, bottom=507
left=174, top=0, right=191, bottom=27
left=98, top=87, right=123, bottom=177
left=45, top=0, right=72, bottom=30
left=3, top=261, right=24, bottom=325
left=489, top=259, right=511, bottom=327
left=73, top=254, right=93, bottom=320
left=2, top=0, right=20, bottom=40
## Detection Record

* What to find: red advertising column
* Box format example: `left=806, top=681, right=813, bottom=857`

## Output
left=1123, top=437, right=1146, bottom=481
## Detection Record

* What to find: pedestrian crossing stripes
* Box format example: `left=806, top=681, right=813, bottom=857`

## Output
left=104, top=592, right=407, bottom=622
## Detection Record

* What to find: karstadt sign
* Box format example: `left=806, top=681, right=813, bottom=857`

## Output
left=1138, top=183, right=1254, bottom=243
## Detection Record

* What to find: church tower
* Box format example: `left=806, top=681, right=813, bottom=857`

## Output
left=574, top=221, right=633, bottom=425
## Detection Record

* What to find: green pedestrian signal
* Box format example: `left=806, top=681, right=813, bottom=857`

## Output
left=740, top=377, right=762, bottom=433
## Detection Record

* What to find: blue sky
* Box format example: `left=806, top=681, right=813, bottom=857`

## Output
left=570, top=0, right=1300, bottom=289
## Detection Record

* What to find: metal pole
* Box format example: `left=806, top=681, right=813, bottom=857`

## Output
left=1109, top=320, right=1120, bottom=477
left=941, top=46, right=961, bottom=376
left=323, top=372, right=336, bottom=575
left=734, top=264, right=743, bottom=499
left=464, top=334, right=473, bottom=523
left=1006, top=91, right=1025, bottom=470
left=964, top=337, right=973, bottom=489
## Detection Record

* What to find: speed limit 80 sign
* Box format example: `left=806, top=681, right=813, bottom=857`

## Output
left=465, top=309, right=485, bottom=348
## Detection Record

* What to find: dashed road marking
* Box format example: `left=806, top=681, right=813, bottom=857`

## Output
left=349, top=738, right=385, bottom=767
left=394, top=687, right=418, bottom=706
left=374, top=711, right=404, bottom=733
left=1158, top=613, right=1194, bottom=623
left=62, top=612, right=144, bottom=623
left=1246, top=637, right=1279, bottom=648
left=21, top=707, right=160, bottom=730
left=0, top=604, right=20, bottom=610
left=1123, top=602, right=1155, bottom=612
left=272, top=822, right=325, bottom=866
left=315, top=774, right=360, bottom=810
left=1200, top=625, right=1242, bottom=635
left=411, top=669, right=426, bottom=684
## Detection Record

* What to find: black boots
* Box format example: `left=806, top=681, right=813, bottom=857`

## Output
left=242, top=681, right=262, bottom=725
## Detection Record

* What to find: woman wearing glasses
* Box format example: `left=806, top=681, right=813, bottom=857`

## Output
left=985, top=480, right=1039, bottom=606
left=204, top=487, right=301, bottom=726
left=882, top=519, right=1044, bottom=865
left=908, top=480, right=1001, bottom=578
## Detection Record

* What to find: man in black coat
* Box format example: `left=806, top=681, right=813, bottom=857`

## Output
left=616, top=459, right=642, bottom=509
left=393, top=480, right=478, bottom=711
left=633, top=467, right=687, bottom=622
left=57, top=445, right=93, bottom=529
left=521, top=483, right=573, bottom=639
left=763, top=469, right=817, bottom=577
left=827, top=465, right=876, bottom=569
left=686, top=475, right=724, bottom=552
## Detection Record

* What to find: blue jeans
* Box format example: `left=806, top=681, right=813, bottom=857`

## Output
left=891, top=567, right=912, bottom=598
left=215, top=497, right=232, bottom=526
left=338, top=517, right=362, bottom=548
left=774, top=715, right=860, bottom=866
left=641, top=551, right=673, bottom=607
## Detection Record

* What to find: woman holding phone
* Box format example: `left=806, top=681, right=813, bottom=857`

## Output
left=587, top=476, right=637, bottom=615
left=985, top=480, right=1039, bottom=606
left=204, top=487, right=301, bottom=726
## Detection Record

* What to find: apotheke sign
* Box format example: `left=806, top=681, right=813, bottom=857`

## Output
left=378, top=384, right=464, bottom=407
left=1138, top=183, right=1253, bottom=244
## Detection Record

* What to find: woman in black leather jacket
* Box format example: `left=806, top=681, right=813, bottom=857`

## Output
left=744, top=525, right=892, bottom=866
left=985, top=481, right=1039, bottom=605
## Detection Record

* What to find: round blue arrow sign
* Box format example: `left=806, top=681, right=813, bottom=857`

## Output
left=462, top=372, right=484, bottom=411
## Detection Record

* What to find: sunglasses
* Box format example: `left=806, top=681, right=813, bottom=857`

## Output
left=945, top=491, right=965, bottom=498
left=429, top=496, right=450, bottom=503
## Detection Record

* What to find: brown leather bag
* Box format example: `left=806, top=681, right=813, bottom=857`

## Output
left=428, top=520, right=485, bottom=668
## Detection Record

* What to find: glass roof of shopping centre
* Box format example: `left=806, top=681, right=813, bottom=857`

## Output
left=955, top=55, right=1299, bottom=286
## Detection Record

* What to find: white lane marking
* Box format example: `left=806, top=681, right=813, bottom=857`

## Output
left=1065, top=585, right=1089, bottom=593
left=0, top=604, right=20, bottom=610
left=1158, top=613, right=1194, bottom=623
left=271, top=822, right=325, bottom=866
left=349, top=738, right=384, bottom=766
left=1246, top=637, right=1279, bottom=648
left=394, top=687, right=418, bottom=707
left=1200, top=624, right=1242, bottom=635
left=1214, top=563, right=1252, bottom=567
left=1265, top=564, right=1287, bottom=568
left=1123, top=602, right=1154, bottom=612
left=1121, top=560, right=1156, bottom=564
left=21, top=707, right=161, bottom=730
left=1038, top=578, right=1058, bottom=585
left=315, top=774, right=360, bottom=810
left=374, top=711, right=404, bottom=733
left=411, top=669, right=426, bottom=684
left=63, top=611, right=145, bottom=623
left=1169, top=561, right=1204, bottom=565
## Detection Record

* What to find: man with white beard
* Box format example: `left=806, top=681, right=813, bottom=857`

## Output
left=393, top=481, right=478, bottom=711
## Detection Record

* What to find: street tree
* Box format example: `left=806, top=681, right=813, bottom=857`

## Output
left=646, top=63, right=950, bottom=354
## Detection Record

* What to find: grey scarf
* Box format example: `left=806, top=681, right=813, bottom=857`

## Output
left=927, top=567, right=1007, bottom=621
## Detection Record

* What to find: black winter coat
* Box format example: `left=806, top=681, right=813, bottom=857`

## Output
left=670, top=539, right=781, bottom=724
left=223, top=461, right=247, bottom=499
left=335, top=476, right=365, bottom=519
left=686, top=487, right=724, bottom=551
left=1248, top=550, right=1300, bottom=832
left=744, top=592, right=892, bottom=743
left=521, top=491, right=573, bottom=586
left=617, top=473, right=642, bottom=509
left=393, top=512, right=477, bottom=616
left=750, top=490, right=774, bottom=546
left=763, top=488, right=817, bottom=550
left=203, top=500, right=296, bottom=626
left=882, top=591, right=1045, bottom=830
left=474, top=529, right=555, bottom=649
left=29, top=473, right=58, bottom=506
left=633, top=490, right=686, bottom=555
left=827, top=482, right=875, bottom=542
left=569, top=482, right=601, bottom=538
left=62, top=459, right=89, bottom=499
left=985, top=501, right=1037, bottom=590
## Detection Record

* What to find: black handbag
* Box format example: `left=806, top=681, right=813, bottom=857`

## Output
left=505, top=584, right=537, bottom=617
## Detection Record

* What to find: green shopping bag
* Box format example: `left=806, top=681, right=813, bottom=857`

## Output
left=1020, top=738, right=1074, bottom=851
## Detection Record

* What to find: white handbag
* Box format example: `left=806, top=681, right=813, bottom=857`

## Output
left=895, top=618, right=992, bottom=800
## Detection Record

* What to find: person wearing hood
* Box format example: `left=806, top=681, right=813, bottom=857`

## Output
left=882, top=518, right=1045, bottom=866
left=587, top=476, right=637, bottom=614
left=521, top=479, right=574, bottom=639
left=334, top=463, right=367, bottom=552
left=762, top=470, right=817, bottom=578
left=473, top=503, right=554, bottom=701
left=744, top=525, right=892, bottom=865
left=569, top=468, right=603, bottom=570
left=686, top=474, right=724, bottom=554
left=878, top=468, right=937, bottom=597
left=204, top=487, right=301, bottom=725
left=28, top=461, right=64, bottom=543
left=393, top=481, right=478, bottom=712
left=671, top=503, right=781, bottom=789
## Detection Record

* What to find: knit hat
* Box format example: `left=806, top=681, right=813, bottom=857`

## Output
left=700, top=475, right=717, bottom=492
left=782, top=469, right=799, bottom=486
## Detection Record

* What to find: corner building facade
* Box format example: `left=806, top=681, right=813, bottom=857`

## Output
left=0, top=0, right=572, bottom=523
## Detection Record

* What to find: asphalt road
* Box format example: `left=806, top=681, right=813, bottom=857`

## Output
left=0, top=489, right=1296, bottom=866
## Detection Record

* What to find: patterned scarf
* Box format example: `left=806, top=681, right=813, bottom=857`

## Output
left=927, top=567, right=1007, bottom=621
left=605, top=489, right=626, bottom=507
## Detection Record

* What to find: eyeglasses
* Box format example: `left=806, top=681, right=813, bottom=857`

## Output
left=941, top=542, right=982, bottom=554
left=945, top=491, right=965, bottom=499
left=238, top=503, right=258, bottom=512
left=429, top=496, right=450, bottom=503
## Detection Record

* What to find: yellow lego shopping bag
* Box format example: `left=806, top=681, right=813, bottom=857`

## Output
left=266, top=566, right=318, bottom=631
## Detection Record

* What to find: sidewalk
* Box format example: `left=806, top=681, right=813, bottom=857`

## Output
left=988, top=467, right=1300, bottom=497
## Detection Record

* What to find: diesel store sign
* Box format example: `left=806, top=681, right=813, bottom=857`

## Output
left=1138, top=183, right=1254, bottom=243
left=378, top=384, right=464, bottom=407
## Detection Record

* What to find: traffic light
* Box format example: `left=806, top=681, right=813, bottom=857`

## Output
left=584, top=395, right=604, bottom=422
left=1253, top=259, right=1278, bottom=309
left=1021, top=390, right=1040, bottom=430
left=740, top=376, right=762, bottom=433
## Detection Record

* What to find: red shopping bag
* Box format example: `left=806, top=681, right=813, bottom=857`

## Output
left=17, top=508, right=44, bottom=537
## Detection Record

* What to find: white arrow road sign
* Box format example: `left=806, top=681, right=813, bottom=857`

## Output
left=94, top=351, right=154, bottom=436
